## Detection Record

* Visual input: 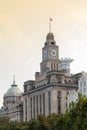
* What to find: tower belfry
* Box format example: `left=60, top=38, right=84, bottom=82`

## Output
left=40, top=30, right=60, bottom=73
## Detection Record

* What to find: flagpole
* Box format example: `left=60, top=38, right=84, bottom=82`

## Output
left=49, top=18, right=51, bottom=32
left=49, top=18, right=53, bottom=33
left=13, top=75, right=15, bottom=85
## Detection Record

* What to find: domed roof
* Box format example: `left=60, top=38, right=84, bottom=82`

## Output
left=4, top=76, right=22, bottom=97
left=45, top=32, right=56, bottom=46
left=5, top=86, right=22, bottom=97
left=46, top=32, right=54, bottom=41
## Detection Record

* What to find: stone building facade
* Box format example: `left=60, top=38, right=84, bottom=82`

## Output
left=23, top=32, right=78, bottom=121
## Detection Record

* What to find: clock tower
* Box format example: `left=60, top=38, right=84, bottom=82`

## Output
left=40, top=32, right=61, bottom=73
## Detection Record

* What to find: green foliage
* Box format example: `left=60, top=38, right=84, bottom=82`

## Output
left=27, top=119, right=37, bottom=130
left=47, top=113, right=58, bottom=130
left=35, top=115, right=50, bottom=130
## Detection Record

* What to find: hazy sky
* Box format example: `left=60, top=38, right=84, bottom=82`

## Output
left=0, top=0, right=87, bottom=107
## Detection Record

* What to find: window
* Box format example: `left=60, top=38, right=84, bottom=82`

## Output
left=57, top=91, right=61, bottom=98
left=33, top=96, right=35, bottom=118
left=25, top=98, right=27, bottom=121
left=39, top=94, right=42, bottom=114
left=45, top=42, right=47, bottom=46
left=36, top=96, right=38, bottom=115
left=48, top=91, right=51, bottom=114
left=57, top=91, right=61, bottom=114
left=51, top=63, right=53, bottom=70
left=57, top=64, right=58, bottom=70
left=30, top=97, right=32, bottom=119
left=51, top=42, right=55, bottom=45
left=43, top=93, right=45, bottom=115
left=58, top=98, right=61, bottom=114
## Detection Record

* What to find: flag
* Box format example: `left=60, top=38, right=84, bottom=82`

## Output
left=50, top=18, right=53, bottom=21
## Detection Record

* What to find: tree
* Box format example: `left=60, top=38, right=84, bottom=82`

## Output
left=47, top=113, right=58, bottom=130
left=35, top=115, right=50, bottom=130
left=55, top=94, right=87, bottom=130
left=27, top=119, right=37, bottom=130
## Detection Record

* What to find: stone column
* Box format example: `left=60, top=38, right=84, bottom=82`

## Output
left=27, top=95, right=30, bottom=121
left=32, top=96, right=34, bottom=118
left=38, top=95, right=40, bottom=115
left=45, top=92, right=49, bottom=115
left=51, top=90, right=57, bottom=113
left=35, top=95, right=37, bottom=118
left=40, top=94, right=43, bottom=115
left=23, top=97, right=25, bottom=121
left=61, top=90, right=66, bottom=113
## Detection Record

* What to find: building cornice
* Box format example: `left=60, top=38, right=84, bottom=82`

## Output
left=22, top=82, right=78, bottom=96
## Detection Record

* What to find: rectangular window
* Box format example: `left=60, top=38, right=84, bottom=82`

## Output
left=57, top=91, right=61, bottom=114
left=36, top=96, right=38, bottom=115
left=30, top=97, right=32, bottom=119
left=25, top=98, right=27, bottom=121
left=57, top=64, right=58, bottom=70
left=39, top=94, right=42, bottom=114
left=57, top=91, right=61, bottom=98
left=33, top=96, right=35, bottom=118
left=48, top=91, right=51, bottom=114
left=58, top=98, right=61, bottom=114
left=43, top=93, right=45, bottom=115
left=51, top=63, right=53, bottom=70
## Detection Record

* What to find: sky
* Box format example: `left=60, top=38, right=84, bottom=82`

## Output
left=0, top=0, right=87, bottom=107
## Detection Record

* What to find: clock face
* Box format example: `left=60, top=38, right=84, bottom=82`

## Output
left=51, top=49, right=57, bottom=56
left=43, top=50, right=47, bottom=57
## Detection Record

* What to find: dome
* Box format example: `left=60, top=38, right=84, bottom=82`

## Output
left=4, top=76, right=22, bottom=97
left=5, top=86, right=22, bottom=97
left=45, top=32, right=56, bottom=46
left=46, top=32, right=54, bottom=41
